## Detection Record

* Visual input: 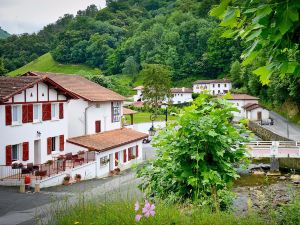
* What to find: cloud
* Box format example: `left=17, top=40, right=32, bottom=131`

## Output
left=0, top=0, right=106, bottom=34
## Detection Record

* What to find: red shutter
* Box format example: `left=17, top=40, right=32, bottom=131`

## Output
left=42, top=103, right=51, bottom=121
left=136, top=145, right=139, bottom=158
left=22, top=105, right=28, bottom=123
left=47, top=137, right=52, bottom=155
left=59, top=103, right=64, bottom=119
left=128, top=148, right=132, bottom=161
left=22, top=142, right=29, bottom=161
left=6, top=145, right=12, bottom=165
left=5, top=105, right=12, bottom=125
left=27, top=104, right=33, bottom=122
left=95, top=120, right=101, bottom=133
left=111, top=102, right=114, bottom=123
left=123, top=149, right=127, bottom=163
left=115, top=152, right=118, bottom=166
left=59, top=135, right=64, bottom=151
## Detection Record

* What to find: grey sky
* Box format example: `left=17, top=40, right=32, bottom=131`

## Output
left=0, top=0, right=106, bottom=34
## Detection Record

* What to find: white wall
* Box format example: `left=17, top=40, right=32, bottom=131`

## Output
left=227, top=99, right=259, bottom=118
left=171, top=93, right=193, bottom=104
left=246, top=108, right=269, bottom=121
left=133, top=90, right=143, bottom=102
left=193, top=82, right=232, bottom=95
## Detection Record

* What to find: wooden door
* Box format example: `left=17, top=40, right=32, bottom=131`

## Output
left=257, top=111, right=262, bottom=121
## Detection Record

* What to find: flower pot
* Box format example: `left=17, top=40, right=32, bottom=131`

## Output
left=63, top=180, right=70, bottom=185
left=75, top=177, right=81, bottom=182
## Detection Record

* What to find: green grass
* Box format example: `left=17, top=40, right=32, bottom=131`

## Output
left=125, top=112, right=176, bottom=124
left=8, top=53, right=101, bottom=76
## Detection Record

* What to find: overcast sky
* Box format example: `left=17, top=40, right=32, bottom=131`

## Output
left=0, top=0, right=106, bottom=34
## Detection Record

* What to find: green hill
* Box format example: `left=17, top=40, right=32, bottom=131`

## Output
left=9, top=53, right=101, bottom=76
left=0, top=27, right=10, bottom=39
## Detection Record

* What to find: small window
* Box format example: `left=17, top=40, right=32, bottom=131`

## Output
left=51, top=137, right=57, bottom=152
left=100, top=156, right=109, bottom=167
left=213, top=84, right=215, bottom=88
left=12, top=144, right=21, bottom=161
left=218, top=90, right=220, bottom=93
left=112, top=102, right=121, bottom=123
left=237, top=103, right=239, bottom=106
left=218, top=84, right=220, bottom=87
left=225, top=84, right=227, bottom=87
left=33, top=104, right=41, bottom=122
left=51, top=103, right=58, bottom=119
left=12, top=105, right=21, bottom=124
left=181, top=94, right=183, bottom=96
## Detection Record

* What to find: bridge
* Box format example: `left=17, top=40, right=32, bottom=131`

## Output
left=247, top=141, right=300, bottom=158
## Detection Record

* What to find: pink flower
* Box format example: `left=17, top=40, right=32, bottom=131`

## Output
left=142, top=200, right=155, bottom=218
left=135, top=214, right=142, bottom=222
left=134, top=201, right=139, bottom=211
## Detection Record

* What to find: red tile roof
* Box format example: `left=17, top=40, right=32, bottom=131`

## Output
left=171, top=87, right=193, bottom=93
left=0, top=76, right=77, bottom=103
left=26, top=72, right=126, bottom=102
left=123, top=107, right=137, bottom=115
left=193, top=79, right=231, bottom=84
left=133, top=101, right=144, bottom=107
left=227, top=94, right=259, bottom=100
left=242, top=103, right=263, bottom=111
left=67, top=128, right=148, bottom=152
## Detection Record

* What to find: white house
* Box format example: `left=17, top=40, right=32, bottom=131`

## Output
left=133, top=86, right=144, bottom=102
left=193, top=79, right=232, bottom=95
left=0, top=72, right=148, bottom=187
left=170, top=88, right=193, bottom=105
left=225, top=94, right=269, bottom=121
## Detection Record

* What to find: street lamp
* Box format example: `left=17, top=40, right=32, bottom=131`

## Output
left=148, top=113, right=156, bottom=137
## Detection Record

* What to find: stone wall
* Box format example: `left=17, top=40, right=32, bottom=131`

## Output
left=279, top=158, right=300, bottom=171
left=248, top=121, right=292, bottom=141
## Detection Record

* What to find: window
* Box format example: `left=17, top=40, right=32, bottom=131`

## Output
left=181, top=94, right=183, bottom=96
left=12, top=144, right=21, bottom=161
left=213, top=84, right=215, bottom=88
left=12, top=105, right=21, bottom=124
left=218, top=84, right=220, bottom=87
left=112, top=102, right=121, bottom=123
left=218, top=90, right=220, bottom=94
left=33, top=104, right=41, bottom=122
left=51, top=103, right=58, bottom=119
left=51, top=137, right=57, bottom=152
left=100, top=156, right=109, bottom=167
left=225, top=84, right=227, bottom=87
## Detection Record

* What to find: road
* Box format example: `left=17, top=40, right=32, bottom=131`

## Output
left=262, top=111, right=300, bottom=141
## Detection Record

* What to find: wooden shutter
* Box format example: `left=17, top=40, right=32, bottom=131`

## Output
left=128, top=148, right=132, bottom=161
left=6, top=145, right=12, bottom=165
left=115, top=152, right=118, bottom=166
left=22, top=142, right=29, bottom=161
left=59, top=135, right=64, bottom=151
left=95, top=120, right=101, bottom=133
left=59, top=103, right=64, bottom=119
left=136, top=145, right=139, bottom=158
left=111, top=102, right=114, bottom=123
left=42, top=103, right=51, bottom=121
left=123, top=149, right=127, bottom=163
left=47, top=137, right=52, bottom=155
left=22, top=105, right=28, bottom=123
left=5, top=105, right=12, bottom=125
left=27, top=104, right=33, bottom=122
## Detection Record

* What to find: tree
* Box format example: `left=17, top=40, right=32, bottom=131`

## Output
left=210, top=0, right=300, bottom=84
left=137, top=94, right=249, bottom=209
left=122, top=56, right=139, bottom=75
left=141, top=64, right=172, bottom=109
left=0, top=58, right=7, bottom=75
left=230, top=60, right=242, bottom=88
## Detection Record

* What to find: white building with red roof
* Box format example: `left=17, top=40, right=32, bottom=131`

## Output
left=193, top=79, right=232, bottom=95
left=0, top=72, right=148, bottom=187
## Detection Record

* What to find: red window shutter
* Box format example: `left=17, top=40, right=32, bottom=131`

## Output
left=22, top=105, right=28, bottom=123
left=111, top=102, right=114, bottom=123
left=136, top=145, right=139, bottom=158
left=123, top=149, right=127, bottom=163
left=95, top=120, right=101, bottom=133
left=42, top=103, right=51, bottom=121
left=47, top=137, right=52, bottom=155
left=59, top=103, right=64, bottom=119
left=22, top=142, right=29, bottom=161
left=27, top=104, right=33, bottom=123
left=5, top=105, right=12, bottom=125
left=6, top=145, right=12, bottom=165
left=128, top=148, right=132, bottom=161
left=59, top=135, right=64, bottom=151
left=115, top=152, right=118, bottom=166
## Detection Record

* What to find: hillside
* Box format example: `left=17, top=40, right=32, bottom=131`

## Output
left=0, top=27, right=10, bottom=39
left=9, top=53, right=101, bottom=76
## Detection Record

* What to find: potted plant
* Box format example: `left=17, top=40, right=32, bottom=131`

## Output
left=75, top=174, right=81, bottom=182
left=63, top=175, right=71, bottom=185
left=114, top=168, right=121, bottom=175
left=46, top=160, right=53, bottom=166
left=12, top=161, right=23, bottom=169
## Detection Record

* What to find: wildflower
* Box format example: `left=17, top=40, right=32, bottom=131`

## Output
left=142, top=200, right=155, bottom=218
left=135, top=201, right=139, bottom=211
left=135, top=214, right=142, bottom=222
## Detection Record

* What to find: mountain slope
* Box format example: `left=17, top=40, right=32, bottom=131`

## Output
left=0, top=27, right=10, bottom=39
left=9, top=53, right=101, bottom=76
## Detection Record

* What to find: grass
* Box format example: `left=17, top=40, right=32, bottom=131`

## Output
left=125, top=112, right=176, bottom=124
left=8, top=53, right=101, bottom=76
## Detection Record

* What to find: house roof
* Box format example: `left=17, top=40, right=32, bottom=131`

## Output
left=67, top=128, right=148, bottom=152
left=171, top=87, right=193, bottom=93
left=227, top=94, right=259, bottom=100
left=133, top=101, right=144, bottom=107
left=0, top=76, right=78, bottom=103
left=242, top=103, right=263, bottom=111
left=133, top=86, right=144, bottom=90
left=26, top=72, right=126, bottom=102
left=193, top=79, right=231, bottom=84
left=123, top=107, right=137, bottom=115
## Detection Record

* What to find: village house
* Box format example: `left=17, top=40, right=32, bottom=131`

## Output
left=193, top=79, right=232, bottom=95
left=133, top=86, right=193, bottom=106
left=0, top=72, right=147, bottom=188
left=226, top=94, right=269, bottom=121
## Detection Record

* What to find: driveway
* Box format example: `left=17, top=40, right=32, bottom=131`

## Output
left=262, top=111, right=300, bottom=141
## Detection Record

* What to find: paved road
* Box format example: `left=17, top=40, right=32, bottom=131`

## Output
left=261, top=111, right=300, bottom=141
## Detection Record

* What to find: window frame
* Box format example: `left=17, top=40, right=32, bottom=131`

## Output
left=33, top=104, right=41, bottom=122
left=100, top=156, right=109, bottom=167
left=51, top=103, right=58, bottom=120
left=12, top=144, right=21, bottom=161
left=12, top=105, right=21, bottom=125
left=112, top=102, right=121, bottom=123
left=51, top=136, right=58, bottom=152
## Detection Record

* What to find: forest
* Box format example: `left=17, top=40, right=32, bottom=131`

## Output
left=0, top=0, right=299, bottom=121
